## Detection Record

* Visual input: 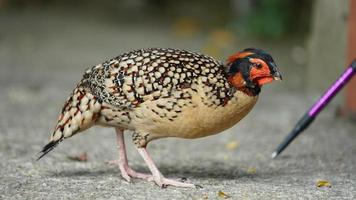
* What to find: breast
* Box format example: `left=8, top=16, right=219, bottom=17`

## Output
left=131, top=87, right=258, bottom=139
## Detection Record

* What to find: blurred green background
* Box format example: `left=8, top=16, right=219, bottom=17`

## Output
left=0, top=0, right=349, bottom=92
left=1, top=0, right=312, bottom=39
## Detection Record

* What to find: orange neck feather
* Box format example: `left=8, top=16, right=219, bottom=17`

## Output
left=227, top=72, right=245, bottom=89
left=228, top=72, right=261, bottom=96
left=227, top=52, right=253, bottom=64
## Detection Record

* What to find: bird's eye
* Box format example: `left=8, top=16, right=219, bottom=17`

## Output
left=254, top=63, right=262, bottom=69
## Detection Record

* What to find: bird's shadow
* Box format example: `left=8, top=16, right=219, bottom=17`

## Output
left=51, top=161, right=278, bottom=180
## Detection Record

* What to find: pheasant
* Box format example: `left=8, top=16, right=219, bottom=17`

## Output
left=38, top=47, right=281, bottom=188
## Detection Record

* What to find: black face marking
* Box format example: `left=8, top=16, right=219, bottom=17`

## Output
left=243, top=48, right=274, bottom=62
left=242, top=47, right=278, bottom=76
left=228, top=58, right=257, bottom=90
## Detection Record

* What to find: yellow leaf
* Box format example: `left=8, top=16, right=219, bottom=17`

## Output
left=316, top=180, right=331, bottom=188
left=225, top=140, right=239, bottom=150
left=247, top=167, right=257, bottom=174
left=218, top=190, right=230, bottom=199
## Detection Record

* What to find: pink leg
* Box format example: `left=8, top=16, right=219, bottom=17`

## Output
left=108, top=128, right=152, bottom=182
left=137, top=147, right=196, bottom=188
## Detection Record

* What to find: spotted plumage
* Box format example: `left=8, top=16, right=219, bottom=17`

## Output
left=38, top=47, right=281, bottom=188
left=82, top=48, right=234, bottom=108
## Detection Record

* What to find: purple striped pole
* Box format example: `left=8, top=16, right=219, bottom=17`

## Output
left=272, top=60, right=356, bottom=158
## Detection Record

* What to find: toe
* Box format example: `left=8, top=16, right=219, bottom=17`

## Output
left=121, top=173, right=131, bottom=182
left=127, top=168, right=154, bottom=181
left=161, top=178, right=196, bottom=188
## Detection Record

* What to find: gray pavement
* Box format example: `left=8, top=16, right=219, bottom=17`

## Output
left=1, top=9, right=355, bottom=200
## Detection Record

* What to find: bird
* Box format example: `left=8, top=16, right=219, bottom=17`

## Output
left=38, top=47, right=281, bottom=188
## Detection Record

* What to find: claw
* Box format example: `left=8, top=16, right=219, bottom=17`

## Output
left=152, top=177, right=196, bottom=188
left=181, top=177, right=187, bottom=182
left=122, top=172, right=131, bottom=182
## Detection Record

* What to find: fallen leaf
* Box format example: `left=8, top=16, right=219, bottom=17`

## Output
left=316, top=180, right=331, bottom=188
left=218, top=190, right=230, bottom=199
left=225, top=140, right=239, bottom=150
left=202, top=194, right=209, bottom=199
left=247, top=167, right=257, bottom=174
left=68, top=152, right=88, bottom=162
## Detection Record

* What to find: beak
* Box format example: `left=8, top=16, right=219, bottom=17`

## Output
left=273, top=71, right=282, bottom=81
left=268, top=61, right=282, bottom=81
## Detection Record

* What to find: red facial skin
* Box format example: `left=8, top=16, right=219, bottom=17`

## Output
left=248, top=58, right=274, bottom=86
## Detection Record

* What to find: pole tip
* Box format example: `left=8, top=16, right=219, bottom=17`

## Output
left=351, top=59, right=356, bottom=70
left=271, top=151, right=278, bottom=159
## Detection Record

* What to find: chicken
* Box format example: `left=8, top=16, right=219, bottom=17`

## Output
left=38, top=47, right=281, bottom=188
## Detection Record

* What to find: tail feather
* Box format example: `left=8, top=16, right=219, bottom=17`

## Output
left=37, top=139, right=62, bottom=161
left=37, top=87, right=101, bottom=161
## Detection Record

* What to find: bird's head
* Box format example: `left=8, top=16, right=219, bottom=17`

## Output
left=226, top=48, right=282, bottom=94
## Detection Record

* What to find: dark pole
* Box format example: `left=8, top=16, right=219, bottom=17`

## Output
left=272, top=60, right=356, bottom=158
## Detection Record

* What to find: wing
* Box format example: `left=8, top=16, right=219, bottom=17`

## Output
left=80, top=48, right=229, bottom=109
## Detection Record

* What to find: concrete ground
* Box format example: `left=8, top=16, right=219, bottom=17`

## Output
left=1, top=9, right=355, bottom=200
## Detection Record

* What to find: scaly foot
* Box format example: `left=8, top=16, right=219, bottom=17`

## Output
left=106, top=160, right=153, bottom=182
